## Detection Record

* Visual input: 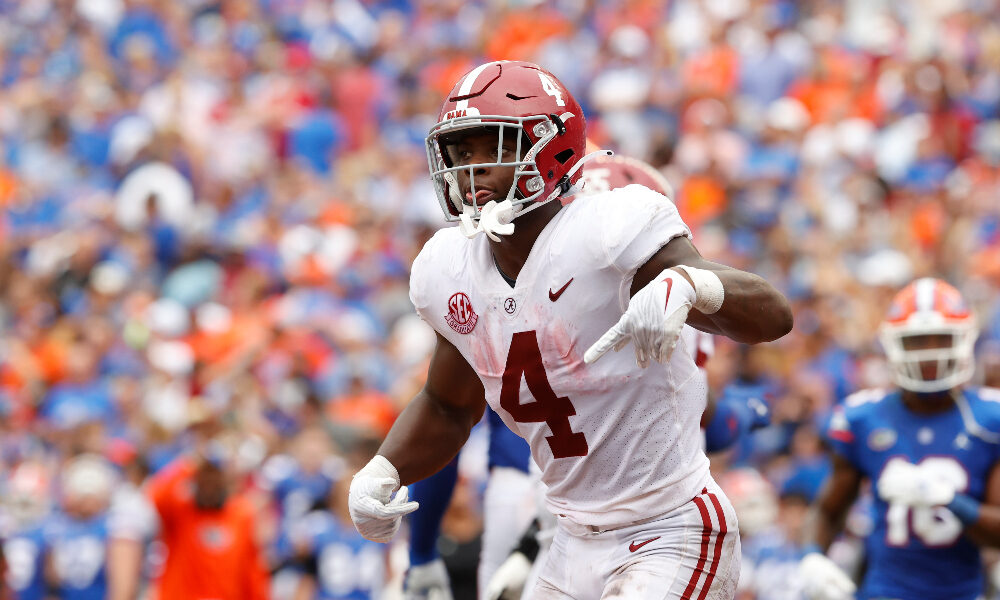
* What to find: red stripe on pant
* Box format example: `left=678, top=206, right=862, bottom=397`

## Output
left=681, top=488, right=713, bottom=600
left=696, top=492, right=729, bottom=600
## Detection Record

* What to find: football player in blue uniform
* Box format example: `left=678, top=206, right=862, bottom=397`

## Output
left=2, top=461, right=52, bottom=600
left=802, top=278, right=1000, bottom=600
left=44, top=454, right=117, bottom=600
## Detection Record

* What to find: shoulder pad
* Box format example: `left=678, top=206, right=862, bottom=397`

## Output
left=975, top=387, right=1000, bottom=403
left=844, top=388, right=888, bottom=408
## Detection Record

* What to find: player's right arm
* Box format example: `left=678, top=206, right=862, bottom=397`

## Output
left=805, top=454, right=863, bottom=551
left=378, top=333, right=486, bottom=483
left=798, top=411, right=864, bottom=600
left=349, top=333, right=486, bottom=543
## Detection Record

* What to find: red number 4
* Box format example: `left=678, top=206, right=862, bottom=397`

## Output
left=500, top=331, right=589, bottom=458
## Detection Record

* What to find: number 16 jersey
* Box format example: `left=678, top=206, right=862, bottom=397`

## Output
left=825, top=387, right=1000, bottom=600
left=409, top=185, right=711, bottom=530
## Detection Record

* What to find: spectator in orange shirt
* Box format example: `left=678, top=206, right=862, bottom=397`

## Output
left=327, top=374, right=398, bottom=439
left=147, top=438, right=270, bottom=600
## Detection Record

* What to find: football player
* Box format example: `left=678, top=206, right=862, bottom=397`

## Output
left=1, top=461, right=52, bottom=600
left=801, top=278, right=1000, bottom=600
left=43, top=454, right=117, bottom=600
left=405, top=154, right=769, bottom=600
left=349, top=60, right=792, bottom=600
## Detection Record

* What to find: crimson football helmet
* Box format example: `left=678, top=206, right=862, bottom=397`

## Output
left=426, top=61, right=600, bottom=235
left=879, top=278, right=978, bottom=393
left=578, top=153, right=675, bottom=199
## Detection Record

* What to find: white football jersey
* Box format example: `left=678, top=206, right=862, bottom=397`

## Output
left=409, top=184, right=711, bottom=529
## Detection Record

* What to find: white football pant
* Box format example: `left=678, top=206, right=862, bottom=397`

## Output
left=528, top=480, right=740, bottom=600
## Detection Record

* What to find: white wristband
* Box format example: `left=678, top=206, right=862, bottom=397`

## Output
left=356, top=455, right=401, bottom=487
left=673, top=265, right=724, bottom=314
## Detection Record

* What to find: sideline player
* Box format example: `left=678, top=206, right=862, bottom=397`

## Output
left=801, top=278, right=1000, bottom=600
left=43, top=455, right=117, bottom=600
left=349, top=61, right=792, bottom=599
left=404, top=153, right=769, bottom=600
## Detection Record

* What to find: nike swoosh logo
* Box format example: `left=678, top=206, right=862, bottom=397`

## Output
left=662, top=277, right=673, bottom=312
left=629, top=536, right=660, bottom=552
left=548, top=278, right=574, bottom=302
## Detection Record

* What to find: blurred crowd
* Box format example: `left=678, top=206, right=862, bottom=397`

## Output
left=2, top=0, right=1000, bottom=598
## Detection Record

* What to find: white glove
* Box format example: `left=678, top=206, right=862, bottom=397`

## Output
left=585, top=268, right=696, bottom=368
left=348, top=455, right=419, bottom=543
left=799, top=552, right=856, bottom=600
left=485, top=552, right=533, bottom=600
left=877, top=459, right=957, bottom=507
left=404, top=558, right=453, bottom=600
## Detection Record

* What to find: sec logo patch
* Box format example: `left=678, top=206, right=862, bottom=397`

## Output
left=446, top=292, right=478, bottom=334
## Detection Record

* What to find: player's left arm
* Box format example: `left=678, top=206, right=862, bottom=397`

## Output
left=633, top=236, right=793, bottom=344
left=951, top=459, right=1000, bottom=547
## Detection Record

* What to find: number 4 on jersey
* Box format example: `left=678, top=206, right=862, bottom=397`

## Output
left=500, top=331, right=588, bottom=458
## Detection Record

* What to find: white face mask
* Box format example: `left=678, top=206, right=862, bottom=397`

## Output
left=426, top=113, right=609, bottom=241
left=879, top=323, right=978, bottom=393
left=427, top=116, right=552, bottom=226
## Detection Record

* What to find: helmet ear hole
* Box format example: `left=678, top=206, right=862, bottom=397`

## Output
left=547, top=113, right=567, bottom=135
left=555, top=149, right=575, bottom=164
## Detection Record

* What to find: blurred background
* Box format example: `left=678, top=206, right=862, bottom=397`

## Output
left=1, top=0, right=1000, bottom=599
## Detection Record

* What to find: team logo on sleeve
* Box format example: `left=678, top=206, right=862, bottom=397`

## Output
left=446, top=292, right=478, bottom=334
left=867, top=428, right=897, bottom=451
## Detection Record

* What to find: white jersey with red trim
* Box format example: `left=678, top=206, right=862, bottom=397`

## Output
left=409, top=184, right=712, bottom=529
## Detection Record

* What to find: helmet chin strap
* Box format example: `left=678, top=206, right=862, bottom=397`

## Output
left=460, top=200, right=514, bottom=242
left=459, top=150, right=613, bottom=242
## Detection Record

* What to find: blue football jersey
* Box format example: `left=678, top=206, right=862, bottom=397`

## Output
left=262, top=455, right=337, bottom=521
left=294, top=510, right=386, bottom=600
left=826, top=387, right=1000, bottom=600
left=43, top=512, right=109, bottom=600
left=4, top=524, right=46, bottom=600
left=486, top=406, right=531, bottom=473
left=744, top=535, right=809, bottom=600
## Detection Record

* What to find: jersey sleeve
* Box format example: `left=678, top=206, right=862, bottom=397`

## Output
left=824, top=404, right=860, bottom=466
left=408, top=230, right=445, bottom=329
left=599, top=185, right=692, bottom=275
